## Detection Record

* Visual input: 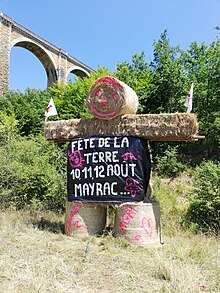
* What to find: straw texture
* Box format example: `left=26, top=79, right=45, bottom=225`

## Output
left=44, top=113, right=200, bottom=142
left=114, top=202, right=162, bottom=247
left=65, top=201, right=107, bottom=237
left=85, top=76, right=138, bottom=119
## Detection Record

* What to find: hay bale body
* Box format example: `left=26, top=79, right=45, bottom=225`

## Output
left=65, top=201, right=107, bottom=237
left=86, top=76, right=138, bottom=119
left=114, top=202, right=162, bottom=247
left=44, top=113, right=200, bottom=142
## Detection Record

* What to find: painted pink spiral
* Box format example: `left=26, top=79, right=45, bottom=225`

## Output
left=86, top=76, right=139, bottom=120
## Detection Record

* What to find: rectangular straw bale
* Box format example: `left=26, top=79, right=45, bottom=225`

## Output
left=44, top=113, right=201, bottom=142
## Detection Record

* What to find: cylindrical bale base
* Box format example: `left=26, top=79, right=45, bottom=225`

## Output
left=114, top=202, right=162, bottom=247
left=65, top=201, right=107, bottom=238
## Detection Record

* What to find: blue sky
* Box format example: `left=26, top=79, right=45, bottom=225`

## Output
left=1, top=0, right=220, bottom=92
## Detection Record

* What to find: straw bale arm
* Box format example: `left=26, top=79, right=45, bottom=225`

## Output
left=44, top=113, right=204, bottom=142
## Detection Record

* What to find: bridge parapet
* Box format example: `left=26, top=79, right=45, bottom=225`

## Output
left=0, top=12, right=93, bottom=95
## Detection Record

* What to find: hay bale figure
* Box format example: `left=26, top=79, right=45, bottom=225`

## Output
left=44, top=76, right=203, bottom=246
left=85, top=76, right=139, bottom=120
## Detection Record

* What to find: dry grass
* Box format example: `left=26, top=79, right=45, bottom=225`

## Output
left=0, top=210, right=219, bottom=293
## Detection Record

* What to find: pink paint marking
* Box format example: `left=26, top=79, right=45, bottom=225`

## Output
left=122, top=152, right=137, bottom=161
left=99, top=92, right=121, bottom=108
left=73, top=219, right=87, bottom=230
left=99, top=95, right=110, bottom=107
left=118, top=205, right=139, bottom=235
left=124, top=178, right=141, bottom=198
left=124, top=206, right=138, bottom=218
left=119, top=221, right=127, bottom=235
left=95, top=88, right=103, bottom=97
left=66, top=203, right=83, bottom=236
left=141, top=217, right=154, bottom=238
left=68, top=150, right=84, bottom=168
left=112, top=92, right=120, bottom=104
left=134, top=234, right=144, bottom=244
left=97, top=76, right=122, bottom=88
left=91, top=105, right=117, bottom=119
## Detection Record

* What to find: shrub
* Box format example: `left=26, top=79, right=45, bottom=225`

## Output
left=0, top=134, right=66, bottom=211
left=0, top=89, right=50, bottom=136
left=155, top=146, right=186, bottom=177
left=184, top=160, right=220, bottom=233
left=0, top=111, right=18, bottom=144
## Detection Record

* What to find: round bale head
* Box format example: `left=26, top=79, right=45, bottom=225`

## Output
left=86, top=76, right=139, bottom=120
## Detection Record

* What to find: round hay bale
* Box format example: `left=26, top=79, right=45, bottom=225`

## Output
left=114, top=202, right=162, bottom=247
left=85, top=76, right=139, bottom=120
left=65, top=201, right=107, bottom=237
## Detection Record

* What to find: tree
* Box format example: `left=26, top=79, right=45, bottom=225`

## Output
left=180, top=39, right=220, bottom=139
left=148, top=30, right=187, bottom=114
left=114, top=51, right=153, bottom=114
left=0, top=89, right=50, bottom=136
left=185, top=160, right=220, bottom=233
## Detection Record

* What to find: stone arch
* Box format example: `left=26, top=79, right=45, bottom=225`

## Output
left=11, top=38, right=58, bottom=87
left=67, top=65, right=90, bottom=80
left=0, top=12, right=93, bottom=95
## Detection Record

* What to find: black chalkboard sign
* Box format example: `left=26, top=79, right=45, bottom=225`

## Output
left=67, top=136, right=151, bottom=202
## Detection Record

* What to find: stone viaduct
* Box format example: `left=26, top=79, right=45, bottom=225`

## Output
left=0, top=12, right=93, bottom=95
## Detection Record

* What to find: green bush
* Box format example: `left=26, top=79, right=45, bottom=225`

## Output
left=0, top=133, right=66, bottom=211
left=155, top=146, right=186, bottom=177
left=0, top=111, right=18, bottom=144
left=0, top=89, right=50, bottom=136
left=185, top=160, right=220, bottom=233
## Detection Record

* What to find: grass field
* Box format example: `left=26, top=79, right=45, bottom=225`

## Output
left=0, top=210, right=219, bottom=293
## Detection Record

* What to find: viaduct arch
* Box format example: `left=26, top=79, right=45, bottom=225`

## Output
left=0, top=12, right=93, bottom=95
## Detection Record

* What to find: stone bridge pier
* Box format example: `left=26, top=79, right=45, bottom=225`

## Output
left=0, top=12, right=93, bottom=95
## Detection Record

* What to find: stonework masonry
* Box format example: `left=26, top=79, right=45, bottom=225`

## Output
left=0, top=12, right=93, bottom=95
